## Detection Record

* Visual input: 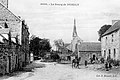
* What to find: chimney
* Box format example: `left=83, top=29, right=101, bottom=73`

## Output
left=112, top=20, right=120, bottom=25
left=0, top=0, right=8, bottom=8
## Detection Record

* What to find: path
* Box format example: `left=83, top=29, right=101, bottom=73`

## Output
left=4, top=61, right=120, bottom=80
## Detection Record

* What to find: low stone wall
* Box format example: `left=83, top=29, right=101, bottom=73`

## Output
left=0, top=45, right=29, bottom=75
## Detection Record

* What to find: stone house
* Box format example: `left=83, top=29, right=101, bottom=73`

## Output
left=0, top=36, right=18, bottom=73
left=66, top=42, right=101, bottom=63
left=0, top=0, right=30, bottom=74
left=101, top=20, right=120, bottom=61
left=57, top=44, right=71, bottom=61
left=78, top=42, right=101, bottom=64
left=21, top=20, right=30, bottom=65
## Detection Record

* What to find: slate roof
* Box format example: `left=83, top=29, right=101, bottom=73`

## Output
left=59, top=53, right=71, bottom=57
left=0, top=2, right=21, bottom=22
left=102, top=21, right=120, bottom=36
left=66, top=43, right=72, bottom=50
left=78, top=42, right=101, bottom=52
left=66, top=42, right=101, bottom=52
left=64, top=43, right=70, bottom=47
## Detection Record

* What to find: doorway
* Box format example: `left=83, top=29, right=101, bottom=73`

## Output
left=93, top=54, right=96, bottom=60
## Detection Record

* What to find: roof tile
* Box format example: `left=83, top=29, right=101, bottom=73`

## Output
left=102, top=21, right=120, bottom=36
left=66, top=42, right=101, bottom=52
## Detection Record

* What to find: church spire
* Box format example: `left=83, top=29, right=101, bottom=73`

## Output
left=73, top=19, right=78, bottom=38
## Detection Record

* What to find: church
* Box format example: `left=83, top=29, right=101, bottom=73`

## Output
left=66, top=19, right=101, bottom=64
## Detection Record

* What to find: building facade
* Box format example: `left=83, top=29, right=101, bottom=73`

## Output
left=101, top=20, right=120, bottom=61
left=78, top=42, right=101, bottom=64
left=21, top=20, right=30, bottom=65
left=0, top=0, right=30, bottom=74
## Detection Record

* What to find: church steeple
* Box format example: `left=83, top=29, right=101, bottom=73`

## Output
left=73, top=19, right=78, bottom=38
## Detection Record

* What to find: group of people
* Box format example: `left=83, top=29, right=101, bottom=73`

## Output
left=72, top=56, right=100, bottom=69
left=71, top=55, right=120, bottom=71
left=72, top=56, right=88, bottom=68
left=72, top=56, right=81, bottom=68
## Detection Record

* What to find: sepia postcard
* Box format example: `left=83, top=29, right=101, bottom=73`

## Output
left=0, top=0, right=120, bottom=80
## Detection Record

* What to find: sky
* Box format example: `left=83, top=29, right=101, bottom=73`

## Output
left=8, top=0, right=120, bottom=45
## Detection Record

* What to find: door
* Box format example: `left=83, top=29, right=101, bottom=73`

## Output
left=8, top=56, right=11, bottom=73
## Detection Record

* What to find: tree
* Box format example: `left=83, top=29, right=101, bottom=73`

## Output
left=39, top=39, right=51, bottom=52
left=98, top=25, right=111, bottom=41
left=50, top=53, right=60, bottom=61
left=30, top=37, right=41, bottom=56
left=30, top=36, right=51, bottom=57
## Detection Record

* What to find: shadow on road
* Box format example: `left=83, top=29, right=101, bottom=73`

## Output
left=0, top=61, right=46, bottom=80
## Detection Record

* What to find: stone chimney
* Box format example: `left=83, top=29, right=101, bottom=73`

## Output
left=0, top=0, right=8, bottom=8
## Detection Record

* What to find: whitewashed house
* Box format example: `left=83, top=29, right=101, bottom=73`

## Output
left=101, top=20, right=120, bottom=61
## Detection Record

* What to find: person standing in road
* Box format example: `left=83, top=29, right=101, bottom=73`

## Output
left=85, top=60, right=88, bottom=67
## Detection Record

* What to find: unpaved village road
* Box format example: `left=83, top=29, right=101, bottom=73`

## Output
left=4, top=61, right=120, bottom=80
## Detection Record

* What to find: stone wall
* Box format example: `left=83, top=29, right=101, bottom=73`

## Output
left=79, top=51, right=101, bottom=64
left=0, top=0, right=8, bottom=8
left=101, top=30, right=120, bottom=60
left=0, top=0, right=30, bottom=75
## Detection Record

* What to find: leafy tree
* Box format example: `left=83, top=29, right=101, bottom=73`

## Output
left=50, top=53, right=60, bottom=61
left=40, top=39, right=51, bottom=52
left=98, top=25, right=111, bottom=41
left=30, top=37, right=41, bottom=55
left=30, top=36, right=51, bottom=57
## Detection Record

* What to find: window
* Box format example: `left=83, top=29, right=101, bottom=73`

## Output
left=106, top=37, right=107, bottom=40
left=109, top=49, right=111, bottom=54
left=4, top=22, right=8, bottom=28
left=112, top=34, right=113, bottom=37
left=75, top=44, right=77, bottom=49
left=112, top=34, right=114, bottom=42
left=114, top=49, right=116, bottom=58
left=108, top=49, right=111, bottom=59
left=106, top=37, right=107, bottom=45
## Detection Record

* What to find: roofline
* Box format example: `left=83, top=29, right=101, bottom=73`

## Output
left=112, top=21, right=118, bottom=26
left=79, top=51, right=101, bottom=52
left=102, top=28, right=119, bottom=37
left=79, top=42, right=101, bottom=44
left=82, top=41, right=100, bottom=43
left=0, top=3, right=21, bottom=22
left=101, top=20, right=120, bottom=37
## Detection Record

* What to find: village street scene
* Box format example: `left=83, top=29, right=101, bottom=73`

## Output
left=0, top=0, right=120, bottom=80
